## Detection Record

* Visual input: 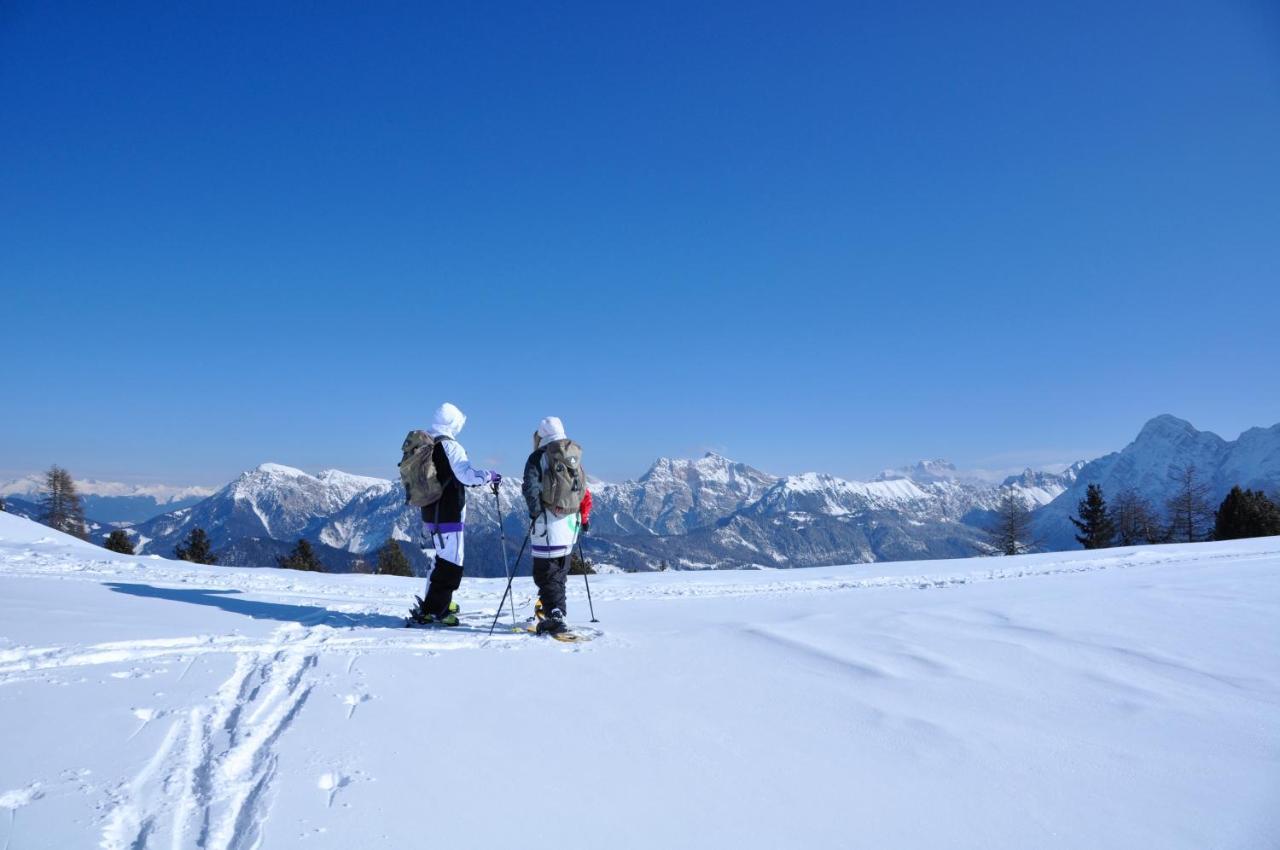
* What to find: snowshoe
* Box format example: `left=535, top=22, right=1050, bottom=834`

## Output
left=536, top=608, right=569, bottom=637
left=406, top=595, right=461, bottom=627
left=405, top=612, right=460, bottom=628
left=522, top=614, right=598, bottom=643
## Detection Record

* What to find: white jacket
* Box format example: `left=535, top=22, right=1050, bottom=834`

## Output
left=528, top=416, right=581, bottom=559
left=532, top=502, right=581, bottom=560
left=427, top=402, right=491, bottom=488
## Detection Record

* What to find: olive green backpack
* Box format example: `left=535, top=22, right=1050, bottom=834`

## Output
left=399, top=430, right=446, bottom=507
left=541, top=439, right=586, bottom=512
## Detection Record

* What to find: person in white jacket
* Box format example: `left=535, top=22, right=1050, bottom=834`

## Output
left=521, top=416, right=592, bottom=635
left=410, top=402, right=500, bottom=626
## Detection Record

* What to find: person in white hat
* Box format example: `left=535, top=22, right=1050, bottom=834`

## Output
left=409, top=402, right=500, bottom=626
left=521, top=416, right=592, bottom=635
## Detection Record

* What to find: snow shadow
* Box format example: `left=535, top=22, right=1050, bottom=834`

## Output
left=103, top=582, right=406, bottom=629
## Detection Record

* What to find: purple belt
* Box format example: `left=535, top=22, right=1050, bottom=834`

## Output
left=424, top=522, right=465, bottom=533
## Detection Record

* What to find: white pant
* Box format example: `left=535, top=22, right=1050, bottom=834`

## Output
left=425, top=529, right=464, bottom=566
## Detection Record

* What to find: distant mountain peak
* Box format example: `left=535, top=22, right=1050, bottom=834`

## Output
left=1034, top=415, right=1279, bottom=549
left=877, top=459, right=960, bottom=484
left=1137, top=414, right=1198, bottom=439
left=640, top=452, right=765, bottom=482
left=252, top=462, right=309, bottom=477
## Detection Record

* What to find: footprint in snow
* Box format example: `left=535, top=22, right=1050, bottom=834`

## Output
left=125, top=706, right=164, bottom=740
left=0, top=781, right=44, bottom=846
left=0, top=783, right=42, bottom=811
left=317, top=772, right=351, bottom=808
left=340, top=693, right=370, bottom=719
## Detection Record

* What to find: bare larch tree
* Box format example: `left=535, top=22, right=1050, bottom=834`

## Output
left=1165, top=464, right=1213, bottom=543
left=39, top=465, right=88, bottom=540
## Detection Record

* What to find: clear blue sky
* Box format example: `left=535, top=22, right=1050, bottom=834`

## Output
left=3, top=0, right=1279, bottom=486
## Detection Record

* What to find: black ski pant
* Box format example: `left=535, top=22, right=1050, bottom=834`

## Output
left=423, top=556, right=463, bottom=616
left=533, top=555, right=569, bottom=615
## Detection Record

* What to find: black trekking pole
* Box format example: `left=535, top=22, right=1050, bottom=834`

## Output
left=489, top=482, right=520, bottom=633
left=573, top=530, right=599, bottom=623
left=488, top=522, right=532, bottom=636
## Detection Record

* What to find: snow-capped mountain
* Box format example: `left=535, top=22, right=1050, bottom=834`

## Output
left=588, top=453, right=778, bottom=536
left=584, top=461, right=1084, bottom=571
left=312, top=475, right=529, bottom=576
left=130, top=464, right=386, bottom=563
left=104, top=414, right=1279, bottom=575
left=0, top=474, right=213, bottom=523
left=877, top=459, right=986, bottom=486
left=576, top=454, right=1013, bottom=569
left=1000, top=463, right=1084, bottom=507
left=117, top=454, right=1088, bottom=573
left=1034, top=415, right=1280, bottom=549
left=123, top=462, right=528, bottom=576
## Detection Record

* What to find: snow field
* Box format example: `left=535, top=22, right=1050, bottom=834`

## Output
left=0, top=512, right=1277, bottom=849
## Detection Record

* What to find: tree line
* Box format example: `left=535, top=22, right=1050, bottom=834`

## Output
left=988, top=463, right=1280, bottom=555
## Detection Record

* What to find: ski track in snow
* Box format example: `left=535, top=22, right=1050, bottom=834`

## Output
left=77, top=615, right=541, bottom=850
left=0, top=627, right=529, bottom=688
left=98, top=624, right=321, bottom=850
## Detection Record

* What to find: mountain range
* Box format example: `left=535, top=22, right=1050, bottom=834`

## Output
left=0, top=475, right=212, bottom=524
left=1034, top=415, right=1280, bottom=548
left=106, top=443, right=1078, bottom=577
left=8, top=415, right=1277, bottom=577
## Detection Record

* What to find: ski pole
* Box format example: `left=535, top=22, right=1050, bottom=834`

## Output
left=573, top=528, right=599, bottom=623
left=490, top=482, right=518, bottom=631
left=488, top=522, right=533, bottom=635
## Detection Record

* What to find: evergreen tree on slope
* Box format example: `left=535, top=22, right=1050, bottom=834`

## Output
left=1071, top=484, right=1116, bottom=549
left=1213, top=487, right=1280, bottom=541
left=174, top=527, right=218, bottom=565
left=105, top=529, right=136, bottom=555
left=376, top=539, right=413, bottom=577
left=278, top=538, right=325, bottom=572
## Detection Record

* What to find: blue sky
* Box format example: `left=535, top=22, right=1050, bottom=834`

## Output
left=2, top=0, right=1279, bottom=486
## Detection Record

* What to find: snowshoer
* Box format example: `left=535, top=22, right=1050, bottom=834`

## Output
left=406, top=402, right=500, bottom=626
left=522, top=416, right=591, bottom=636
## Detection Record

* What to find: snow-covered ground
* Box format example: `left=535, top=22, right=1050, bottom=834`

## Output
left=1, top=511, right=1277, bottom=850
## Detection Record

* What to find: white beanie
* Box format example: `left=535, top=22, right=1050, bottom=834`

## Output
left=537, top=416, right=566, bottom=443
left=430, top=402, right=466, bottom=438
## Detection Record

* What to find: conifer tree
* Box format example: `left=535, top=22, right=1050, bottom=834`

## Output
left=278, top=538, right=325, bottom=572
left=376, top=539, right=413, bottom=577
left=1212, top=487, right=1280, bottom=541
left=104, top=529, right=135, bottom=555
left=39, top=465, right=88, bottom=540
left=569, top=549, right=596, bottom=575
left=989, top=491, right=1034, bottom=556
left=174, top=527, right=218, bottom=565
left=1070, top=484, right=1116, bottom=549
left=1165, top=465, right=1213, bottom=543
left=0, top=496, right=6, bottom=512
